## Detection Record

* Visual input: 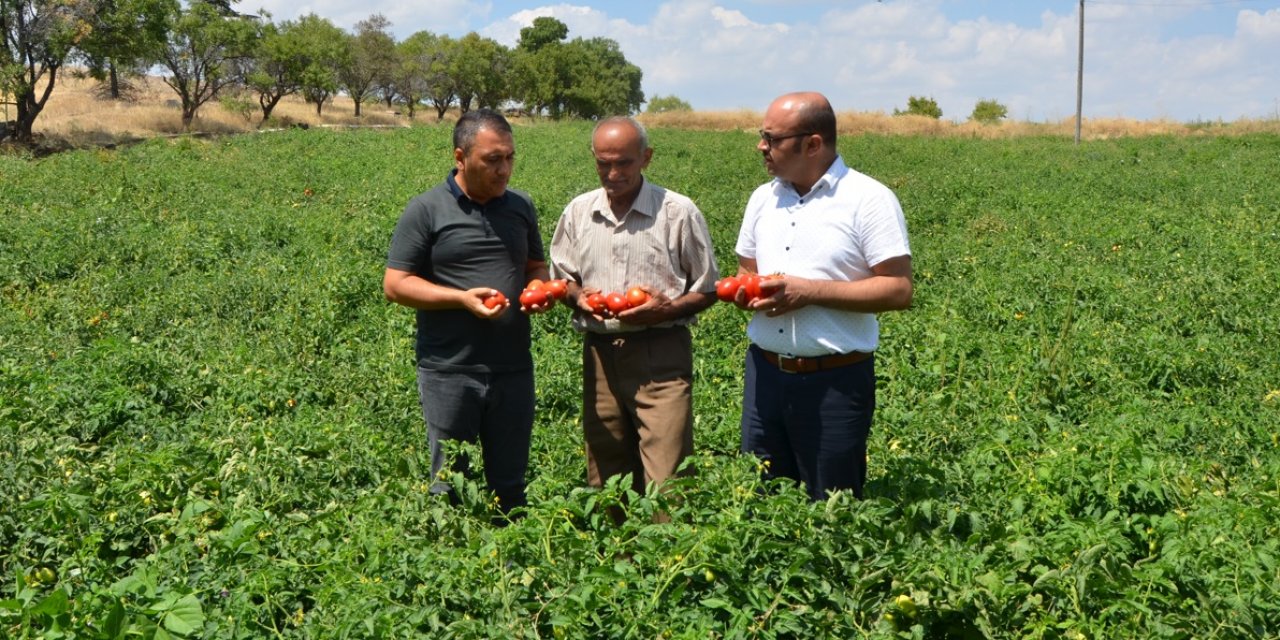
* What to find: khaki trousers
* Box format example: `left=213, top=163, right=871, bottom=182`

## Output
left=582, top=326, right=694, bottom=494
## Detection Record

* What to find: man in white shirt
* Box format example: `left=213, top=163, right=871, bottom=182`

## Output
left=734, top=91, right=913, bottom=500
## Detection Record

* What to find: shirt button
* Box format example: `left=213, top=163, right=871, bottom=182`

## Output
left=778, top=329, right=784, bottom=333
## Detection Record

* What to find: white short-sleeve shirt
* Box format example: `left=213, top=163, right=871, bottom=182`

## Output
left=735, top=155, right=911, bottom=356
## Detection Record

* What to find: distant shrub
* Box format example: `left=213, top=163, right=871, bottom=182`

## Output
left=646, top=95, right=693, bottom=114
left=220, top=94, right=256, bottom=123
left=894, top=95, right=942, bottom=119
left=970, top=99, right=1009, bottom=124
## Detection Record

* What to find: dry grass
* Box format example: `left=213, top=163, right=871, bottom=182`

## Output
left=641, top=108, right=1280, bottom=139
left=19, top=71, right=409, bottom=149
left=15, top=70, right=1280, bottom=150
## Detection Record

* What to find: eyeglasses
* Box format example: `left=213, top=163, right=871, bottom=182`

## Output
left=758, top=130, right=814, bottom=148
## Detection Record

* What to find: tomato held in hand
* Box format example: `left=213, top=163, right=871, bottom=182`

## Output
left=605, top=291, right=631, bottom=314
left=483, top=291, right=507, bottom=309
left=525, top=278, right=544, bottom=291
left=741, top=274, right=763, bottom=302
left=586, top=293, right=608, bottom=314
left=715, top=276, right=741, bottom=302
left=625, top=286, right=650, bottom=307
left=544, top=279, right=568, bottom=300
left=519, top=288, right=549, bottom=308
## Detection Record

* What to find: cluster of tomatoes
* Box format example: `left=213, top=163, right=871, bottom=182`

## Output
left=714, top=273, right=776, bottom=304
left=482, top=281, right=655, bottom=316
left=585, top=287, right=650, bottom=315
left=482, top=278, right=569, bottom=310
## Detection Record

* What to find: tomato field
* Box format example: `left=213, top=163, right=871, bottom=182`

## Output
left=2, top=125, right=1279, bottom=638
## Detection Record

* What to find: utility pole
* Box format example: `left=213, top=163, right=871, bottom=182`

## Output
left=1075, top=0, right=1085, bottom=145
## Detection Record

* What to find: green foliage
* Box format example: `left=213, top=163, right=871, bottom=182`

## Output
left=219, top=92, right=256, bottom=122
left=510, top=31, right=643, bottom=119
left=291, top=14, right=350, bottom=117
left=517, top=16, right=569, bottom=53
left=2, top=128, right=1279, bottom=638
left=894, top=95, right=943, bottom=119
left=453, top=32, right=511, bottom=112
left=338, top=15, right=396, bottom=118
left=157, top=1, right=259, bottom=129
left=646, top=94, right=693, bottom=114
left=970, top=98, right=1009, bottom=124
left=1, top=0, right=103, bottom=140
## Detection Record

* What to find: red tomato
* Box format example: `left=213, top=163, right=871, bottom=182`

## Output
left=715, top=276, right=741, bottom=302
left=625, top=286, right=650, bottom=307
left=544, top=279, right=568, bottom=300
left=586, top=293, right=608, bottom=314
left=741, top=274, right=762, bottom=302
left=605, top=292, right=630, bottom=314
left=525, top=279, right=545, bottom=291
left=483, top=291, right=507, bottom=309
left=520, top=288, right=549, bottom=308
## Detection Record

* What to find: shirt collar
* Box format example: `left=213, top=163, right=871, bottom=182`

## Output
left=592, top=177, right=657, bottom=221
left=774, top=155, right=849, bottom=199
left=446, top=168, right=507, bottom=207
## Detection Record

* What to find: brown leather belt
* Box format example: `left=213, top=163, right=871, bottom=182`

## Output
left=759, top=348, right=872, bottom=374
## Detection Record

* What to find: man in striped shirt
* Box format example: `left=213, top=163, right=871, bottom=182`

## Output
left=550, top=116, right=719, bottom=499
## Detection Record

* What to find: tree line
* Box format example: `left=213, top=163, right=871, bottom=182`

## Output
left=2, top=0, right=644, bottom=143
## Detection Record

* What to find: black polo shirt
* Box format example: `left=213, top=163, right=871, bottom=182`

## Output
left=387, top=170, right=545, bottom=372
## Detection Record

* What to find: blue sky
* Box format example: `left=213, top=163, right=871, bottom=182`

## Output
left=236, top=0, right=1280, bottom=122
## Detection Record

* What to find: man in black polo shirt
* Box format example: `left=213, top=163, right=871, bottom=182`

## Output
left=384, top=109, right=551, bottom=516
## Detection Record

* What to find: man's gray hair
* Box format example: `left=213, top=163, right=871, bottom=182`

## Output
left=591, top=116, right=649, bottom=152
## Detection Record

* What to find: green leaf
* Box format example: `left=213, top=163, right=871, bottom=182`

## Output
left=31, top=588, right=69, bottom=616
left=161, top=594, right=204, bottom=637
left=700, top=598, right=733, bottom=610
left=104, top=599, right=126, bottom=639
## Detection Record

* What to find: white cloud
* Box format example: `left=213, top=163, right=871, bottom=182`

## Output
left=234, top=0, right=1280, bottom=121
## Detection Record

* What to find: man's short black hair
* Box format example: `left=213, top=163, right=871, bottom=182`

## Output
left=796, top=101, right=838, bottom=147
left=453, top=109, right=513, bottom=153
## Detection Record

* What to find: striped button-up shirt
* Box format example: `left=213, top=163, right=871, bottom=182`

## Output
left=550, top=178, right=719, bottom=334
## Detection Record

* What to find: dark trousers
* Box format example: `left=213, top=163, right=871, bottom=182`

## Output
left=417, top=366, right=535, bottom=512
left=740, top=344, right=876, bottom=500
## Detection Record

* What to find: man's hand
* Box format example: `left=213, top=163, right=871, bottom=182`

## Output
left=464, top=287, right=507, bottom=319
left=615, top=286, right=672, bottom=325
left=572, top=286, right=611, bottom=322
left=751, top=276, right=811, bottom=317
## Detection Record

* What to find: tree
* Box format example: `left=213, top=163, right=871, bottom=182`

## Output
left=157, top=1, right=258, bottom=130
left=517, top=16, right=567, bottom=53
left=561, top=37, right=642, bottom=119
left=338, top=14, right=395, bottom=118
left=509, top=19, right=642, bottom=119
left=241, top=20, right=300, bottom=123
left=646, top=95, right=691, bottom=113
left=291, top=14, right=347, bottom=117
left=393, top=30, right=436, bottom=119
left=970, top=98, right=1008, bottom=124
left=78, top=0, right=175, bottom=100
left=894, top=95, right=942, bottom=119
left=1, top=0, right=98, bottom=142
left=452, top=32, right=508, bottom=113
left=423, top=34, right=456, bottom=120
